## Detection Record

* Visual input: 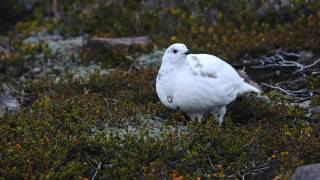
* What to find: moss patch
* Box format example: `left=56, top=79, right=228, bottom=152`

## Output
left=1, top=69, right=319, bottom=178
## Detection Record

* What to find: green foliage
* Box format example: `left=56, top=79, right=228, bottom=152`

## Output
left=80, top=44, right=152, bottom=69
left=14, top=0, right=320, bottom=60
left=1, top=70, right=319, bottom=178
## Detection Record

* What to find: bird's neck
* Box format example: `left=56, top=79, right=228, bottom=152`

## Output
left=161, top=56, right=187, bottom=69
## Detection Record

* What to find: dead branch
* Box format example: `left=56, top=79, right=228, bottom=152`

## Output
left=207, top=156, right=215, bottom=170
left=294, top=58, right=320, bottom=74
left=91, top=162, right=102, bottom=180
left=251, top=50, right=319, bottom=76
left=261, top=83, right=310, bottom=101
left=261, top=83, right=298, bottom=96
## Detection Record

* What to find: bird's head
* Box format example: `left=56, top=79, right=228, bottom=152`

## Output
left=162, top=43, right=191, bottom=64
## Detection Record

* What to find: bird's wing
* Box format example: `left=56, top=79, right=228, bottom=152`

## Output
left=186, top=54, right=242, bottom=81
left=185, top=54, right=245, bottom=103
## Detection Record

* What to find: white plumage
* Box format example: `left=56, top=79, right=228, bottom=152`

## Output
left=156, top=43, right=260, bottom=125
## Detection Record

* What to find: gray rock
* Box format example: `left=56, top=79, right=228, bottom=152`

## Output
left=23, top=36, right=41, bottom=45
left=31, top=34, right=100, bottom=61
left=46, top=36, right=86, bottom=63
left=291, top=163, right=320, bottom=180
left=88, top=36, right=151, bottom=48
left=68, top=64, right=113, bottom=84
left=23, top=33, right=84, bottom=60
left=136, top=49, right=165, bottom=68
left=0, top=87, right=20, bottom=115
left=23, top=34, right=64, bottom=45
left=308, top=106, right=320, bottom=120
left=297, top=100, right=311, bottom=109
left=20, top=33, right=112, bottom=85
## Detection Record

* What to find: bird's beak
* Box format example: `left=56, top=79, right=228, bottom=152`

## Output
left=184, top=50, right=192, bottom=55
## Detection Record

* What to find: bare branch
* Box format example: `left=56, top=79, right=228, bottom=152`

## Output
left=261, top=83, right=296, bottom=96
left=261, top=83, right=311, bottom=102
left=251, top=50, right=319, bottom=76
left=294, top=58, right=320, bottom=74
left=251, top=64, right=299, bottom=68
left=91, top=162, right=102, bottom=180
left=207, top=156, right=215, bottom=170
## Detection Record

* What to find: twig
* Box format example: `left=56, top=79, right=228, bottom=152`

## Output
left=252, top=166, right=270, bottom=172
left=227, top=173, right=237, bottom=178
left=261, top=83, right=296, bottom=96
left=207, top=156, right=215, bottom=170
left=251, top=50, right=320, bottom=76
left=280, top=60, right=304, bottom=70
left=262, top=83, right=311, bottom=102
left=103, top=98, right=111, bottom=114
left=251, top=64, right=298, bottom=68
left=302, top=58, right=320, bottom=70
left=280, top=51, right=303, bottom=57
left=294, top=58, right=320, bottom=74
left=91, top=162, right=102, bottom=180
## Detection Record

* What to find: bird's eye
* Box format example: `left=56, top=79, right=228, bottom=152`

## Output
left=173, top=50, right=178, bottom=54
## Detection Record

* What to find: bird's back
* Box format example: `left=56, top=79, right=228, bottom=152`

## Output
left=186, top=54, right=241, bottom=81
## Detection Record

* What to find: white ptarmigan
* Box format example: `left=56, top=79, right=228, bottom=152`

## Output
left=156, top=43, right=261, bottom=125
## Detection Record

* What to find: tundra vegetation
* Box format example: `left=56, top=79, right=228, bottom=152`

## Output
left=0, top=0, right=319, bottom=179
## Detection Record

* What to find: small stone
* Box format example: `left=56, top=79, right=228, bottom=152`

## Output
left=89, top=36, right=151, bottom=48
left=136, top=49, right=165, bottom=68
left=291, top=163, right=320, bottom=180
left=23, top=36, right=41, bottom=45
left=298, top=51, right=315, bottom=65
left=298, top=101, right=311, bottom=109
left=31, top=67, right=41, bottom=73
left=0, top=89, right=20, bottom=115
left=309, top=106, right=320, bottom=120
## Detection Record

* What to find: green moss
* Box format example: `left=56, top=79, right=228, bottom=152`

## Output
left=1, top=69, right=319, bottom=178
left=80, top=44, right=152, bottom=69
left=12, top=0, right=320, bottom=60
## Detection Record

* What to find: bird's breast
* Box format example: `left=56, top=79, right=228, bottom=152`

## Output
left=156, top=69, right=178, bottom=109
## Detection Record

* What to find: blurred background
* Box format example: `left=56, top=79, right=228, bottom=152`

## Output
left=0, top=0, right=320, bottom=179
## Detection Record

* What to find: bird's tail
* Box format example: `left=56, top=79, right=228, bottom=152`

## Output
left=239, top=82, right=261, bottom=94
